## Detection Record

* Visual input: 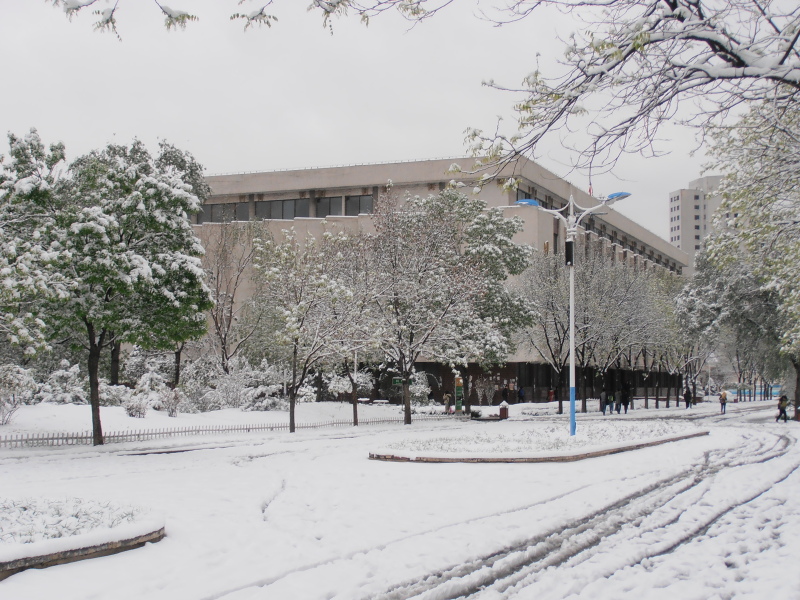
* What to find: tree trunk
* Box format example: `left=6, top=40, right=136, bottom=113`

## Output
left=351, top=385, right=359, bottom=426
left=290, top=345, right=298, bottom=433
left=459, top=366, right=471, bottom=415
left=580, top=366, right=587, bottom=413
left=346, top=361, right=358, bottom=427
left=109, top=335, right=121, bottom=386
left=655, top=365, right=661, bottom=409
left=792, top=357, right=800, bottom=421
left=403, top=377, right=412, bottom=425
left=86, top=322, right=106, bottom=446
left=172, top=343, right=184, bottom=389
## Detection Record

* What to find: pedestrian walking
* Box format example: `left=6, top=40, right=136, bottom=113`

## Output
left=600, top=388, right=608, bottom=415
left=501, top=385, right=509, bottom=404
left=621, top=388, right=630, bottom=414
left=684, top=387, right=692, bottom=409
left=443, top=391, right=451, bottom=414
left=776, top=395, right=789, bottom=423
left=615, top=390, right=621, bottom=414
left=518, top=387, right=525, bottom=404
left=720, top=390, right=728, bottom=414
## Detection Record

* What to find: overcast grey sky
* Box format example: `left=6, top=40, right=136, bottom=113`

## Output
left=1, top=0, right=711, bottom=239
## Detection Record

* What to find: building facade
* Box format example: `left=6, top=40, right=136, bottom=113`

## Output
left=668, top=175, right=723, bottom=271
left=197, top=158, right=690, bottom=403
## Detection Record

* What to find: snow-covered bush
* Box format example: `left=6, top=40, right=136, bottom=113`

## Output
left=179, top=354, right=223, bottom=412
left=0, top=497, right=141, bottom=544
left=35, top=360, right=87, bottom=404
left=99, top=382, right=132, bottom=407
left=122, top=346, right=173, bottom=388
left=123, top=395, right=149, bottom=418
left=124, top=366, right=168, bottom=418
left=0, top=365, right=36, bottom=425
left=295, top=381, right=317, bottom=403
left=161, top=388, right=184, bottom=418
left=238, top=359, right=290, bottom=411
left=181, top=356, right=291, bottom=412
left=242, top=389, right=288, bottom=412
left=410, top=370, right=432, bottom=405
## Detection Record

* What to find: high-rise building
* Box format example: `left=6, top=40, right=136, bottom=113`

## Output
left=667, top=175, right=723, bottom=270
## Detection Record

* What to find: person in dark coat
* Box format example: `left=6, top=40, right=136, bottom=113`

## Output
left=719, top=390, right=728, bottom=414
left=501, top=386, right=509, bottom=404
left=600, top=388, right=608, bottom=416
left=684, top=387, right=692, bottom=409
left=776, top=395, right=789, bottom=423
left=518, top=387, right=525, bottom=403
left=621, top=388, right=630, bottom=414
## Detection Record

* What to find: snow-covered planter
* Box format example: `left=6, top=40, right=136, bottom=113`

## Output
left=0, top=497, right=164, bottom=580
left=376, top=420, right=702, bottom=461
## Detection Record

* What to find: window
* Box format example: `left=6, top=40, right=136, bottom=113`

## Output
left=316, top=196, right=342, bottom=218
left=235, top=203, right=250, bottom=221
left=694, top=225, right=700, bottom=230
left=294, top=198, right=310, bottom=218
left=695, top=245, right=701, bottom=250
left=694, top=195, right=700, bottom=200
left=345, top=195, right=373, bottom=216
left=254, top=199, right=309, bottom=220
left=694, top=205, right=700, bottom=210
left=209, top=204, right=234, bottom=223
left=694, top=215, right=700, bottom=220
left=695, top=235, right=700, bottom=240
left=516, top=189, right=531, bottom=202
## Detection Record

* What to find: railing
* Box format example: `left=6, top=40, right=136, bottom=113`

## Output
left=0, top=414, right=451, bottom=449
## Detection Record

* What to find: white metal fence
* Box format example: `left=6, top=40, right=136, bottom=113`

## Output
left=0, top=414, right=451, bottom=449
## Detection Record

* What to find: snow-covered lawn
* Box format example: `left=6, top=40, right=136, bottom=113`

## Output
left=1, top=399, right=797, bottom=599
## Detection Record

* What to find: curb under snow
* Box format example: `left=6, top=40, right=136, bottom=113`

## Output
left=369, top=430, right=710, bottom=463
left=0, top=517, right=165, bottom=581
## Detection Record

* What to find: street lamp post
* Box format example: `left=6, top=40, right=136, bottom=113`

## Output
left=517, top=191, right=630, bottom=436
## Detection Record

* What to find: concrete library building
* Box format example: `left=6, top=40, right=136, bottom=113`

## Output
left=196, top=157, right=689, bottom=405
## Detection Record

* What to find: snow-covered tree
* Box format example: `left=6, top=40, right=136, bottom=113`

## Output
left=516, top=242, right=660, bottom=409
left=0, top=130, right=66, bottom=356
left=0, top=364, right=36, bottom=425
left=199, top=221, right=263, bottom=375
left=26, top=136, right=213, bottom=444
left=252, top=228, right=364, bottom=432
left=702, top=98, right=800, bottom=416
left=367, top=189, right=529, bottom=424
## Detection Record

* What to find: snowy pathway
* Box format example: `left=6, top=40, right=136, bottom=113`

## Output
left=1, top=403, right=798, bottom=600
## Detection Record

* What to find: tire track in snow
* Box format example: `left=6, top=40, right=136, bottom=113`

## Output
left=376, top=429, right=797, bottom=600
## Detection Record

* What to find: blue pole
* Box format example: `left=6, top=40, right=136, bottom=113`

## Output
left=570, top=385, right=576, bottom=435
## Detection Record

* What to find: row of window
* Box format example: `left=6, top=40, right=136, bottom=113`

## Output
left=197, top=195, right=374, bottom=224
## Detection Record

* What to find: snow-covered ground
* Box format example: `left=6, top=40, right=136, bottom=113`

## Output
left=1, top=398, right=798, bottom=599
